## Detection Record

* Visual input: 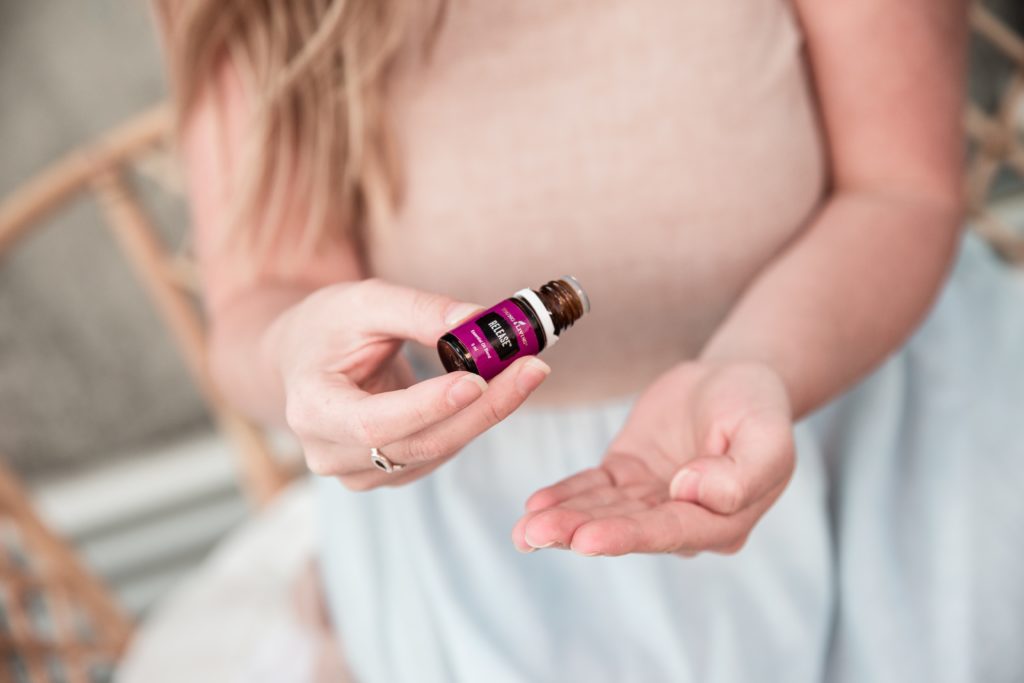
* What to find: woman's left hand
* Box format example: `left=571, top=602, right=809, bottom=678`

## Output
left=512, top=362, right=795, bottom=556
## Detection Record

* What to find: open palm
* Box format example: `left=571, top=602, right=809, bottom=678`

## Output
left=512, top=362, right=795, bottom=556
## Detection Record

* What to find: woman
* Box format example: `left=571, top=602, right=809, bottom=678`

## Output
left=157, top=1, right=1024, bottom=681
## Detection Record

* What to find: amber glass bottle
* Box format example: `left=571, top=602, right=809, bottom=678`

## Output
left=437, top=276, right=590, bottom=380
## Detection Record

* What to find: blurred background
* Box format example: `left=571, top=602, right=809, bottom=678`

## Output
left=0, top=0, right=240, bottom=618
left=1, top=0, right=1024, bottom=680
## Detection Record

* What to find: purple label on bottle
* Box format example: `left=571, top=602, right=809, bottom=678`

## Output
left=448, top=298, right=539, bottom=380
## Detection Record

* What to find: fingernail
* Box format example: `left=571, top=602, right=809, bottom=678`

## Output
left=515, top=357, right=550, bottom=395
left=444, top=303, right=481, bottom=326
left=447, top=373, right=488, bottom=407
left=569, top=543, right=600, bottom=557
left=524, top=532, right=556, bottom=549
left=516, top=544, right=536, bottom=554
left=670, top=468, right=702, bottom=500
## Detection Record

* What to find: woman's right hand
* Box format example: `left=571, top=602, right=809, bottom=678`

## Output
left=264, top=278, right=550, bottom=491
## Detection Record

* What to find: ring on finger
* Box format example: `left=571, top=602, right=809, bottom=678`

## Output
left=370, top=447, right=405, bottom=474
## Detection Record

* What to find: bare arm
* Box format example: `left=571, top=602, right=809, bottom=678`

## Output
left=701, top=0, right=968, bottom=417
left=180, top=64, right=363, bottom=426
left=177, top=61, right=549, bottom=491
left=515, top=0, right=971, bottom=556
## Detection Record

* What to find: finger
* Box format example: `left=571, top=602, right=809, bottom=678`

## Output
left=379, top=356, right=550, bottom=465
left=668, top=416, right=794, bottom=515
left=511, top=514, right=534, bottom=553
left=569, top=479, right=787, bottom=557
left=331, top=458, right=427, bottom=490
left=527, top=452, right=662, bottom=512
left=523, top=468, right=612, bottom=512
left=567, top=502, right=733, bottom=556
left=307, top=359, right=544, bottom=484
left=544, top=481, right=666, bottom=514
left=522, top=508, right=590, bottom=550
left=516, top=498, right=652, bottom=552
left=289, top=371, right=488, bottom=447
left=349, top=279, right=483, bottom=347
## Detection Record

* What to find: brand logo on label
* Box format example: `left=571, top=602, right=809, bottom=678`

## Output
left=476, top=311, right=519, bottom=360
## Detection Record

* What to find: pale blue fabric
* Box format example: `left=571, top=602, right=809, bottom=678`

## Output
left=811, top=233, right=1024, bottom=683
left=317, top=234, right=1024, bottom=683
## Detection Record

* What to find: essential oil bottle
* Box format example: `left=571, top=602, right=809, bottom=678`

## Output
left=437, top=276, right=590, bottom=381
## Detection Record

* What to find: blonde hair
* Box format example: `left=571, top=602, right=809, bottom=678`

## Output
left=155, top=0, right=445, bottom=262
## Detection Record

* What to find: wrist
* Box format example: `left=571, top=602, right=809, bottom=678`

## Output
left=686, top=356, right=796, bottom=420
left=259, top=297, right=301, bottom=379
left=205, top=286, right=315, bottom=425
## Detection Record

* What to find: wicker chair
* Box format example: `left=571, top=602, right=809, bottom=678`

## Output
left=0, top=106, right=298, bottom=509
left=0, top=3, right=1022, bottom=681
left=0, top=458, right=131, bottom=683
left=966, top=3, right=1024, bottom=264
left=0, top=107, right=301, bottom=681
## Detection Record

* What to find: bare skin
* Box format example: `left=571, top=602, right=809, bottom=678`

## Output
left=512, top=0, right=968, bottom=555
left=183, top=0, right=967, bottom=555
left=184, top=65, right=552, bottom=493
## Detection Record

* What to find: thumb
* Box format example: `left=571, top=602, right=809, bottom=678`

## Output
left=353, top=279, right=483, bottom=347
left=669, top=455, right=747, bottom=515
left=668, top=416, right=793, bottom=515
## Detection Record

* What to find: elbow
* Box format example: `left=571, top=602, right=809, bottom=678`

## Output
left=932, top=189, right=968, bottom=243
left=928, top=193, right=967, bottom=273
left=846, top=182, right=966, bottom=266
left=203, top=313, right=288, bottom=428
left=905, top=192, right=965, bottom=293
left=205, top=325, right=242, bottom=408
left=205, top=323, right=260, bottom=418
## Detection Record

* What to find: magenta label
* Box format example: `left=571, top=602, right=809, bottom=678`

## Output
left=448, top=298, right=539, bottom=380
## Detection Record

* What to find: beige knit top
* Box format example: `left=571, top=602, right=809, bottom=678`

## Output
left=366, top=0, right=827, bottom=404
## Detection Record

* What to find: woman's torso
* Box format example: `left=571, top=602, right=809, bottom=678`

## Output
left=366, top=0, right=827, bottom=403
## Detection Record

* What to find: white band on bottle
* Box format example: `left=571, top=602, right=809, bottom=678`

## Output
left=515, top=288, right=558, bottom=348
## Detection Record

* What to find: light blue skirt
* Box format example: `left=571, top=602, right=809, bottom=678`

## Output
left=316, top=234, right=1024, bottom=683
